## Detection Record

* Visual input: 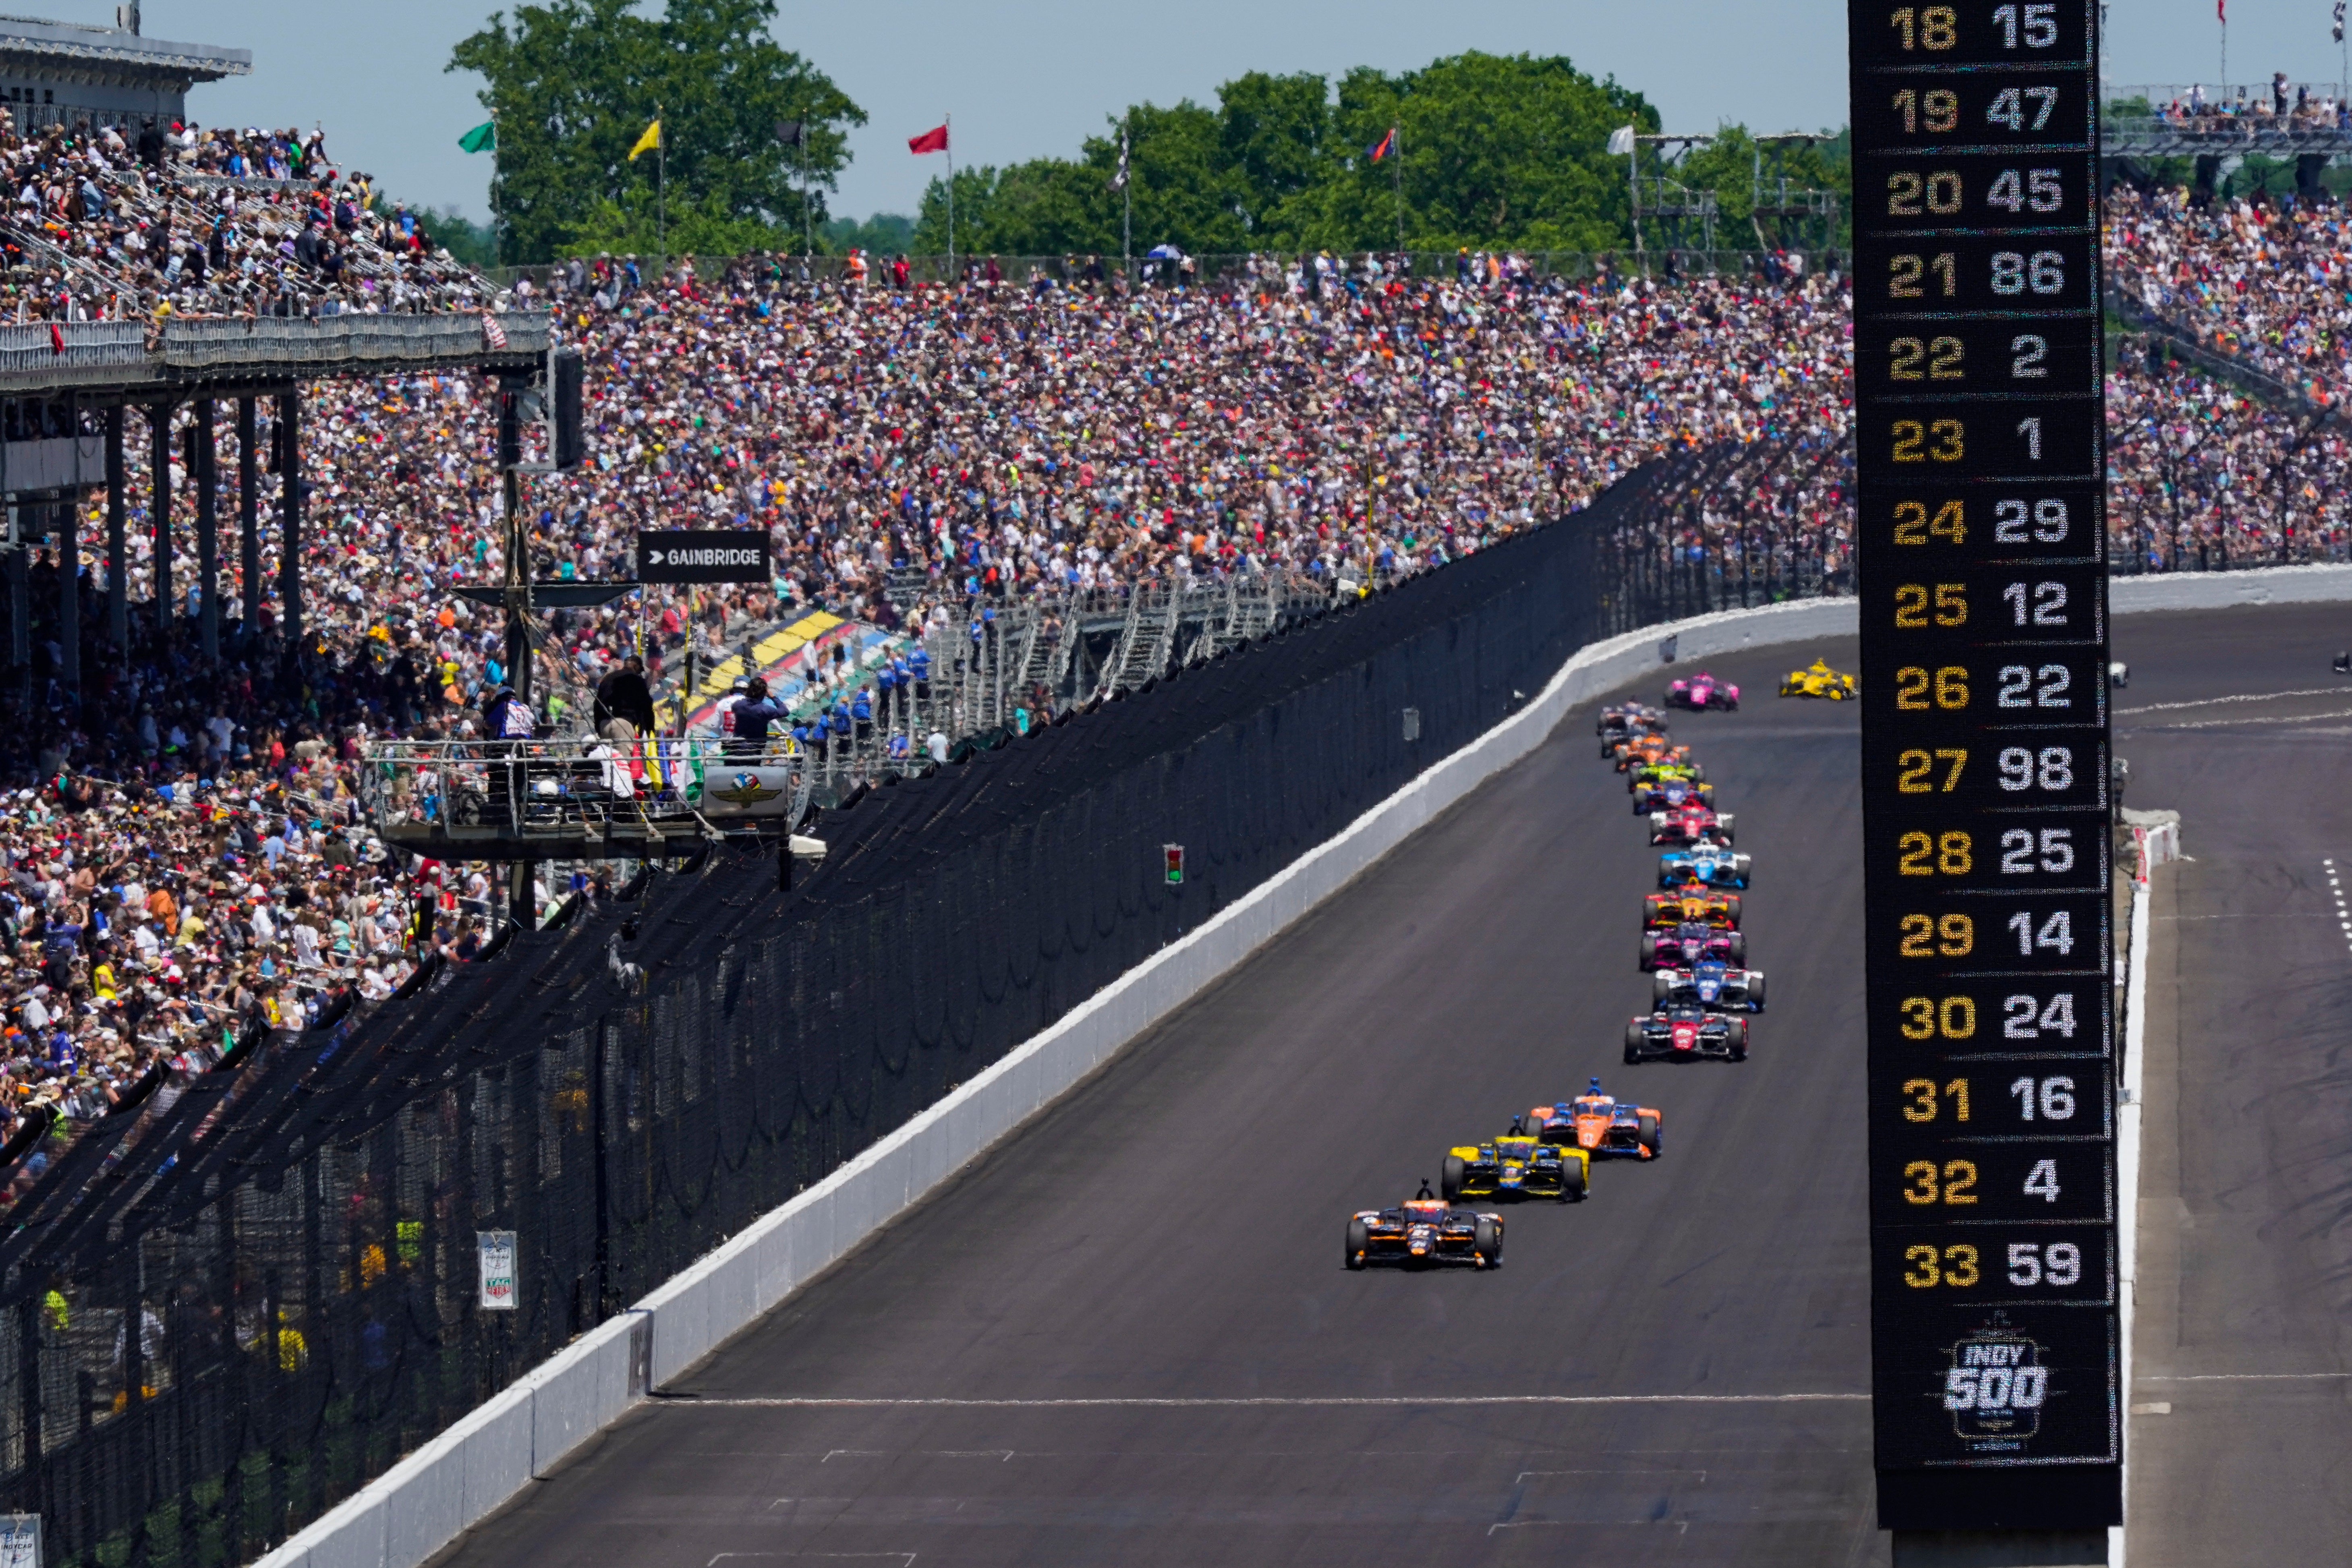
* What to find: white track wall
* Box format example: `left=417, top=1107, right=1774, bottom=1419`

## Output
left=255, top=564, right=2352, bottom=1568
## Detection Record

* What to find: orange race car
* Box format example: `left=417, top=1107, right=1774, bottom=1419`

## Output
left=1610, top=733, right=1693, bottom=773
left=1644, top=885, right=1743, bottom=931
left=1529, top=1078, right=1663, bottom=1161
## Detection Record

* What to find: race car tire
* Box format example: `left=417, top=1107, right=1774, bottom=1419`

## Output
left=1716, top=812, right=1736, bottom=839
left=1440, top=1154, right=1467, bottom=1202
left=1637, top=1112, right=1661, bottom=1156
left=1747, top=972, right=1766, bottom=1011
left=1473, top=1214, right=1502, bottom=1265
left=1560, top=1158, right=1588, bottom=1201
left=1624, top=1022, right=1645, bottom=1063
left=1345, top=1216, right=1370, bottom=1270
left=1730, top=1018, right=1750, bottom=1061
left=1638, top=933, right=1659, bottom=971
left=1727, top=930, right=1747, bottom=965
left=1652, top=971, right=1673, bottom=1006
left=1723, top=895, right=1743, bottom=925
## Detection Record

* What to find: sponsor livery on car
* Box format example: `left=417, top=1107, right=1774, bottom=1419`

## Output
left=1653, top=960, right=1767, bottom=1013
left=1666, top=669, right=1740, bottom=711
left=1632, top=774, right=1716, bottom=814
left=1657, top=843, right=1751, bottom=889
left=1649, top=804, right=1736, bottom=847
left=1597, top=702, right=1670, bottom=740
left=1640, top=920, right=1747, bottom=971
left=1779, top=657, right=1857, bottom=700
left=1625, top=1004, right=1750, bottom=1063
left=1441, top=1128, right=1590, bottom=1202
left=1644, top=885, right=1742, bottom=930
left=1344, top=1195, right=1504, bottom=1270
left=1608, top=732, right=1694, bottom=771
left=1531, top=1078, right=1663, bottom=1160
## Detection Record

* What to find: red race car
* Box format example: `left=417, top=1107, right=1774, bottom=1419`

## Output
left=1625, top=1005, right=1749, bottom=1063
left=1649, top=804, right=1736, bottom=846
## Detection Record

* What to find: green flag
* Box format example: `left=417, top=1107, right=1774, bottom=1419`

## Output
left=458, top=120, right=496, bottom=155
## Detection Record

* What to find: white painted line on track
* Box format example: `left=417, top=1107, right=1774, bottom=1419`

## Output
left=2116, top=686, right=2347, bottom=715
left=2121, top=706, right=2352, bottom=731
left=2142, top=1371, right=2352, bottom=1383
left=667, top=1394, right=1870, bottom=1409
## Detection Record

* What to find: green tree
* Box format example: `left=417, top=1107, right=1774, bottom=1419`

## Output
left=448, top=0, right=864, bottom=262
left=914, top=52, right=1658, bottom=259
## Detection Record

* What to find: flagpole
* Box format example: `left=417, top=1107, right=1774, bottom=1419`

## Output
left=1389, top=126, right=1405, bottom=254
left=1121, top=118, right=1132, bottom=278
left=656, top=104, right=666, bottom=266
left=945, top=113, right=955, bottom=279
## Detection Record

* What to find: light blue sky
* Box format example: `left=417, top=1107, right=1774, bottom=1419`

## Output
left=32, top=0, right=2344, bottom=224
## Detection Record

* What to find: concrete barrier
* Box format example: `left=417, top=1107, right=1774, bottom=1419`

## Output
left=2111, top=561, right=2352, bottom=612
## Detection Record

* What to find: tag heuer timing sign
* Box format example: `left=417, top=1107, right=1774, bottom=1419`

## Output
left=637, top=530, right=771, bottom=584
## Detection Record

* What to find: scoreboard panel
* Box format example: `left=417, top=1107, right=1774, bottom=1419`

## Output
left=1847, top=0, right=2122, bottom=1532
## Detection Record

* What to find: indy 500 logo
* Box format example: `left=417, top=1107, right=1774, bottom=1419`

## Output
left=1941, top=1314, right=2049, bottom=1452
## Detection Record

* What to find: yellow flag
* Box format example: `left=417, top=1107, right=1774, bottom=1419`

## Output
left=629, top=119, right=661, bottom=160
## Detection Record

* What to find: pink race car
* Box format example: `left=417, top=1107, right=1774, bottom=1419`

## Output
left=1666, top=670, right=1740, bottom=712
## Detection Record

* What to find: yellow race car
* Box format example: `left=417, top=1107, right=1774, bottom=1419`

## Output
left=1442, top=1124, right=1591, bottom=1202
left=1779, top=657, right=1857, bottom=700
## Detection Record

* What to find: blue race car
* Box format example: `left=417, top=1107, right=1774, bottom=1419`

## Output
left=1652, top=959, right=1767, bottom=1012
left=1658, top=844, right=1751, bottom=889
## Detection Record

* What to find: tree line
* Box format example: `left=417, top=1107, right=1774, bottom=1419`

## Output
left=451, top=5, right=1846, bottom=263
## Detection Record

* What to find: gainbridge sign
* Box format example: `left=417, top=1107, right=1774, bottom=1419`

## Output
left=1847, top=0, right=2122, bottom=1537
left=637, top=530, right=772, bottom=584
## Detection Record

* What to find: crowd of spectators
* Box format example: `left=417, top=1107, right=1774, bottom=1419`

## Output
left=2, top=106, right=494, bottom=322
left=2106, top=183, right=2352, bottom=403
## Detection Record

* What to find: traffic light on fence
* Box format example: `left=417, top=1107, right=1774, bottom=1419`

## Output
left=1163, top=844, right=1184, bottom=885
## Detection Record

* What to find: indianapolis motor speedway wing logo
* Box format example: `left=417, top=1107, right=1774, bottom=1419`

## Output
left=708, top=772, right=785, bottom=807
left=1941, top=1313, right=2049, bottom=1452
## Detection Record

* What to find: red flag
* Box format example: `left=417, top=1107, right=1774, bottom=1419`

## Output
left=48, top=323, right=63, bottom=354
left=908, top=124, right=949, bottom=155
left=2217, top=0, right=2224, bottom=18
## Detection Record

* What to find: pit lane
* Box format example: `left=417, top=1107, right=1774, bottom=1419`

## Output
left=428, top=636, right=1888, bottom=1568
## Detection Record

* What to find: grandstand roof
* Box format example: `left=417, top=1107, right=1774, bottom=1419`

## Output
left=0, top=12, right=249, bottom=85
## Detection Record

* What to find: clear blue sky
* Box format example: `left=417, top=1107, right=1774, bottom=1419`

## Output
left=33, top=0, right=2346, bottom=224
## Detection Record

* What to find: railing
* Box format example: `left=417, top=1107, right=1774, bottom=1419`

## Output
left=0, top=320, right=148, bottom=387
left=493, top=246, right=1854, bottom=293
left=362, top=735, right=807, bottom=850
left=160, top=310, right=550, bottom=371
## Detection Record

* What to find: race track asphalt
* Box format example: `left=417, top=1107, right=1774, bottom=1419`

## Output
left=431, top=636, right=1894, bottom=1568
left=2107, top=603, right=2352, bottom=1566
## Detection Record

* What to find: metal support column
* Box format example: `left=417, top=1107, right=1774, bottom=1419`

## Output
left=497, top=375, right=533, bottom=926
left=149, top=401, right=173, bottom=640
left=104, top=406, right=126, bottom=649
left=236, top=398, right=258, bottom=644
left=5, top=543, right=25, bottom=682
left=55, top=499, right=77, bottom=690
left=276, top=391, right=302, bottom=650
left=193, top=399, right=218, bottom=660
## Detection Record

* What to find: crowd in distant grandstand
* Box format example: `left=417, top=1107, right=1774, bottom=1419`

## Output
left=1, top=107, right=493, bottom=319
left=11, top=148, right=2352, bottom=1165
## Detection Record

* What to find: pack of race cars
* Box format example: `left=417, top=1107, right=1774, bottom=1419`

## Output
left=1343, top=693, right=1756, bottom=1271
